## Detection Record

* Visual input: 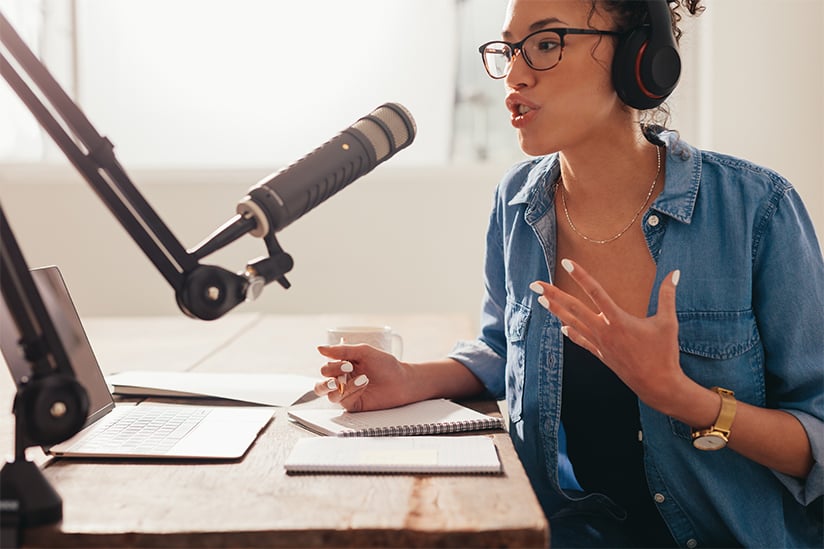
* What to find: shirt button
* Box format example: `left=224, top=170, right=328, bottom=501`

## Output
left=647, top=214, right=660, bottom=227
left=654, top=493, right=666, bottom=504
left=686, top=539, right=698, bottom=548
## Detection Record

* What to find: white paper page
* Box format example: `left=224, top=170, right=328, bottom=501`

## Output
left=106, top=371, right=318, bottom=407
left=288, top=398, right=503, bottom=436
left=284, top=435, right=502, bottom=474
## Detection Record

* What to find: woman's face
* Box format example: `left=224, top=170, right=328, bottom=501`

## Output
left=501, top=0, right=625, bottom=156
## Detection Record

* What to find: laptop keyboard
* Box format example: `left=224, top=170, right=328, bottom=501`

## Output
left=68, top=406, right=212, bottom=454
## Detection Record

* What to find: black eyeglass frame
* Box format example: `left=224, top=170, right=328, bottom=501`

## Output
left=478, top=27, right=624, bottom=79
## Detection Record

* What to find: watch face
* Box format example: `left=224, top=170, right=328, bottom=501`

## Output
left=693, top=435, right=726, bottom=451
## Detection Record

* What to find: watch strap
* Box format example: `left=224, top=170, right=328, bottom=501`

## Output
left=691, top=387, right=737, bottom=446
left=712, top=387, right=736, bottom=437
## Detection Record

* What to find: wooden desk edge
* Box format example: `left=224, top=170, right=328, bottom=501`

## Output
left=23, top=526, right=547, bottom=548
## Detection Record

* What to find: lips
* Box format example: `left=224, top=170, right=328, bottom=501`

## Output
left=506, top=93, right=539, bottom=128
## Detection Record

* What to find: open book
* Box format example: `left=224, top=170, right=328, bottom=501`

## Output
left=284, top=435, right=502, bottom=474
left=287, top=398, right=503, bottom=437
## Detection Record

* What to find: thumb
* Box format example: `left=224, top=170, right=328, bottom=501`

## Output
left=656, top=270, right=680, bottom=321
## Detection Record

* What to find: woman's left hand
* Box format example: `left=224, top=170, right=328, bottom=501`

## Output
left=533, top=259, right=816, bottom=479
left=532, top=258, right=688, bottom=414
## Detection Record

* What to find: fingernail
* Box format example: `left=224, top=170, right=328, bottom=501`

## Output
left=561, top=259, right=574, bottom=273
left=561, top=325, right=569, bottom=337
left=340, top=361, right=354, bottom=373
left=529, top=281, right=543, bottom=294
left=672, top=270, right=681, bottom=287
left=538, top=296, right=550, bottom=309
left=337, top=374, right=348, bottom=386
left=326, top=378, right=337, bottom=390
left=353, top=374, right=369, bottom=387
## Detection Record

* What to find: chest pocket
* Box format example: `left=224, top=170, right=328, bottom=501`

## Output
left=678, top=310, right=760, bottom=360
left=505, top=300, right=531, bottom=424
left=670, top=309, right=764, bottom=439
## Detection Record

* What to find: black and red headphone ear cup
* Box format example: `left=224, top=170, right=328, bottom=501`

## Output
left=641, top=42, right=681, bottom=100
left=612, top=1, right=682, bottom=110
left=612, top=27, right=664, bottom=110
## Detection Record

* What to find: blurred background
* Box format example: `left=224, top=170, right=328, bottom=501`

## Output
left=1, top=0, right=822, bottom=328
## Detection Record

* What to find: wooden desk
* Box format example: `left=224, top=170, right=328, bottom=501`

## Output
left=2, top=314, right=548, bottom=547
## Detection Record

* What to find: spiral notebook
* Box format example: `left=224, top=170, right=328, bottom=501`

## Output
left=284, top=435, right=502, bottom=474
left=287, top=398, right=503, bottom=437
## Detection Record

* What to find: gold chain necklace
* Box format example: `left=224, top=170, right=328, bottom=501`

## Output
left=560, top=146, right=661, bottom=245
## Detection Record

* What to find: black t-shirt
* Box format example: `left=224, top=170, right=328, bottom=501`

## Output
left=561, top=336, right=676, bottom=547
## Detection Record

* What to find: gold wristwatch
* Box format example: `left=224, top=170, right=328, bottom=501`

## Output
left=692, top=387, right=737, bottom=451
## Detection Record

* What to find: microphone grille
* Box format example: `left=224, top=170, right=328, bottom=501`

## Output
left=352, top=103, right=416, bottom=162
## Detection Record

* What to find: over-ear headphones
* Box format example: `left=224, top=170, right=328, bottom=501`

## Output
left=612, top=0, right=681, bottom=109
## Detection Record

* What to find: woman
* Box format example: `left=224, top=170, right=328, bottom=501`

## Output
left=314, top=1, right=824, bottom=546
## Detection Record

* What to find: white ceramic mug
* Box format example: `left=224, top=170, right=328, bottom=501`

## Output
left=327, top=325, right=403, bottom=359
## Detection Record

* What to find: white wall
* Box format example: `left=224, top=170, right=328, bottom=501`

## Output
left=1, top=0, right=822, bottom=328
left=73, top=0, right=457, bottom=167
left=0, top=162, right=504, bottom=322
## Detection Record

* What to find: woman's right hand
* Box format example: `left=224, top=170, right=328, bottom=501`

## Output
left=313, top=343, right=413, bottom=412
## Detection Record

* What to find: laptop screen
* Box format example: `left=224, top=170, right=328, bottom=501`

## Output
left=0, top=266, right=114, bottom=426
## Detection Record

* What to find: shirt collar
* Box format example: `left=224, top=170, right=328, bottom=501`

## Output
left=507, top=130, right=701, bottom=225
left=509, top=155, right=559, bottom=225
left=652, top=130, right=700, bottom=225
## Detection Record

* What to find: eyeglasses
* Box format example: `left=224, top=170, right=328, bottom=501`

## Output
left=478, top=28, right=622, bottom=79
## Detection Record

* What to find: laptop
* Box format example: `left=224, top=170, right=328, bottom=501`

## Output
left=0, top=265, right=275, bottom=459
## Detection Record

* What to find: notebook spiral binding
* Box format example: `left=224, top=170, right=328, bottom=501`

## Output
left=337, top=417, right=503, bottom=437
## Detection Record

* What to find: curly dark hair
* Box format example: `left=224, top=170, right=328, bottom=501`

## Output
left=599, top=0, right=704, bottom=43
left=590, top=0, right=705, bottom=130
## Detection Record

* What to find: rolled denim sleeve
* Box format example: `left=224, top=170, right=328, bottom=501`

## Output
left=778, top=410, right=824, bottom=504
left=753, top=184, right=824, bottom=504
left=449, top=339, right=506, bottom=399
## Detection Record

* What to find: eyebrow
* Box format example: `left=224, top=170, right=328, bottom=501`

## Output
left=502, top=17, right=567, bottom=39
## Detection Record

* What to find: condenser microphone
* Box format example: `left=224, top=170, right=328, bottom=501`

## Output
left=191, top=103, right=416, bottom=259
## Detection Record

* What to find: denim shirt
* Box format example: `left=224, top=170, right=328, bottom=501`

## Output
left=450, top=131, right=824, bottom=548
